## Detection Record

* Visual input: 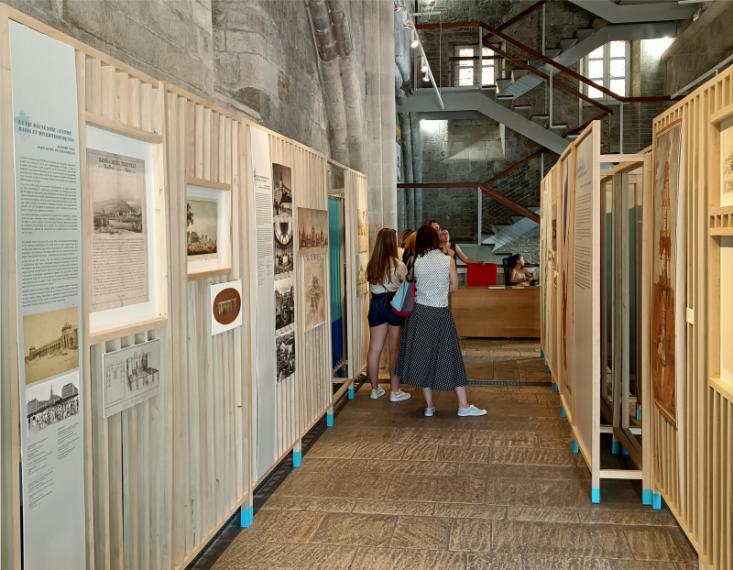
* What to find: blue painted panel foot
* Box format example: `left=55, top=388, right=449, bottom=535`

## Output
left=560, top=406, right=566, bottom=419
left=652, top=492, right=663, bottom=511
left=642, top=489, right=653, bottom=506
left=347, top=386, right=355, bottom=400
left=544, top=364, right=551, bottom=374
left=326, top=412, right=334, bottom=428
left=540, top=349, right=544, bottom=358
left=293, top=450, right=302, bottom=468
left=240, top=505, right=254, bottom=528
left=621, top=446, right=630, bottom=456
left=591, top=488, right=601, bottom=504
left=636, top=408, right=642, bottom=422
left=611, top=439, right=619, bottom=455
left=571, top=440, right=580, bottom=455
left=551, top=383, right=559, bottom=393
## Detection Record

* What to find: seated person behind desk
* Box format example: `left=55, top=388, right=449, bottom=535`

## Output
left=508, top=254, right=535, bottom=286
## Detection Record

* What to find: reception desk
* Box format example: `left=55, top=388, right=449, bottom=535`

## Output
left=451, top=286, right=540, bottom=338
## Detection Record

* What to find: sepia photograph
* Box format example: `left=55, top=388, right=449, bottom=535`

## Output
left=103, top=338, right=160, bottom=417
left=275, top=277, right=295, bottom=332
left=26, top=372, right=80, bottom=435
left=298, top=207, right=329, bottom=255
left=274, top=217, right=294, bottom=275
left=276, top=331, right=296, bottom=383
left=187, top=198, right=218, bottom=257
left=357, top=210, right=369, bottom=252
left=303, top=258, right=325, bottom=331
left=23, top=307, right=79, bottom=385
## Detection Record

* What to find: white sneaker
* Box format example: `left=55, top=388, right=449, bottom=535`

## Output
left=424, top=407, right=435, bottom=417
left=370, top=386, right=385, bottom=400
left=390, top=390, right=411, bottom=403
left=457, top=404, right=487, bottom=417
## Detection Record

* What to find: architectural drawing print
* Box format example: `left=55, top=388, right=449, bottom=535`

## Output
left=651, top=119, right=683, bottom=425
left=103, top=338, right=161, bottom=417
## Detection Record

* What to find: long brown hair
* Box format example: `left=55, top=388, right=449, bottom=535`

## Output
left=367, top=228, right=399, bottom=284
left=415, top=225, right=439, bottom=257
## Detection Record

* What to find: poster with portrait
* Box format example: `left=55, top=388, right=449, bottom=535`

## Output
left=357, top=252, right=369, bottom=295
left=102, top=338, right=161, bottom=417
left=88, top=148, right=149, bottom=311
left=276, top=331, right=296, bottom=383
left=274, top=277, right=294, bottom=333
left=357, top=210, right=369, bottom=253
left=273, top=164, right=294, bottom=276
left=651, top=119, right=685, bottom=426
left=303, top=257, right=325, bottom=331
left=298, top=207, right=328, bottom=255
left=210, top=280, right=243, bottom=335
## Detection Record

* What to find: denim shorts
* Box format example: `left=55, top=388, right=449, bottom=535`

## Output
left=368, top=292, right=405, bottom=327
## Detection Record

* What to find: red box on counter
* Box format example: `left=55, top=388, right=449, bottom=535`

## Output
left=466, top=262, right=497, bottom=286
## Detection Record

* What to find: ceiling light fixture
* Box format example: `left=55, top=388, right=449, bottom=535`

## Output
left=410, top=30, right=419, bottom=49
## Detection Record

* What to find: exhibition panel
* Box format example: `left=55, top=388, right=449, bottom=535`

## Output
left=0, top=5, right=367, bottom=569
left=644, top=63, right=733, bottom=569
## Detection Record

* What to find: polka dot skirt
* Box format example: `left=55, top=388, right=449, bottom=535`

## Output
left=396, top=303, right=468, bottom=391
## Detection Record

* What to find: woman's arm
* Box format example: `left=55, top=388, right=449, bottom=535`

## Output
left=509, top=268, right=526, bottom=285
left=454, top=244, right=483, bottom=265
left=449, top=257, right=459, bottom=292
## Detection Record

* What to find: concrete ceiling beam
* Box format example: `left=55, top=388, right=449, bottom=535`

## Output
left=568, top=0, right=695, bottom=23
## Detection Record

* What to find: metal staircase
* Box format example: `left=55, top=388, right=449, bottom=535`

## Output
left=483, top=208, right=540, bottom=253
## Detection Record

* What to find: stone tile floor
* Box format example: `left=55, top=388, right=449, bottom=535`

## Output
left=192, top=340, right=698, bottom=569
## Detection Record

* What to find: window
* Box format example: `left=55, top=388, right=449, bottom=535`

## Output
left=453, top=46, right=495, bottom=87
left=584, top=41, right=628, bottom=99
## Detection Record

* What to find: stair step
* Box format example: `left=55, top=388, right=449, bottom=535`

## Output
left=531, top=114, right=550, bottom=121
left=512, top=104, right=532, bottom=111
left=496, top=78, right=514, bottom=91
left=496, top=94, right=514, bottom=100
left=481, top=84, right=498, bottom=91
left=576, top=27, right=594, bottom=40
left=511, top=69, right=529, bottom=81
left=592, top=18, right=607, bottom=30
left=550, top=123, right=569, bottom=130
left=567, top=133, right=579, bottom=140
left=544, top=47, right=561, bottom=59
left=560, top=37, right=578, bottom=50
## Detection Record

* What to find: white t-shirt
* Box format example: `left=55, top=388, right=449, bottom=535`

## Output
left=414, top=249, right=451, bottom=308
left=369, top=258, right=408, bottom=294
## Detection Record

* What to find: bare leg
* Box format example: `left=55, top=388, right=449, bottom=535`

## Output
left=455, top=386, right=469, bottom=409
left=422, top=387, right=434, bottom=408
left=387, top=324, right=404, bottom=393
left=367, top=324, right=388, bottom=390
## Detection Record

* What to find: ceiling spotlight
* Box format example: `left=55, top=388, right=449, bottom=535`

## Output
left=421, top=59, right=429, bottom=73
left=410, top=30, right=419, bottom=49
left=423, top=72, right=430, bottom=83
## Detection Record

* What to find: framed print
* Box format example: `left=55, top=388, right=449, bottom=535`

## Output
left=187, top=184, right=232, bottom=278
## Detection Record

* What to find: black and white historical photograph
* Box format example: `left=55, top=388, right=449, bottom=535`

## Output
left=298, top=207, right=328, bottom=255
left=102, top=338, right=161, bottom=417
left=26, top=373, right=80, bottom=435
left=276, top=331, right=296, bottom=383
left=272, top=163, right=293, bottom=216
left=90, top=149, right=146, bottom=235
left=187, top=198, right=218, bottom=257
left=273, top=163, right=294, bottom=276
left=23, top=307, right=79, bottom=385
left=275, top=277, right=295, bottom=332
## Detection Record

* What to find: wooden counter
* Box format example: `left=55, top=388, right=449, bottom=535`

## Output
left=451, top=286, right=540, bottom=338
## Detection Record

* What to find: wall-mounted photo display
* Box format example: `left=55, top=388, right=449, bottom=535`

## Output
left=273, top=163, right=294, bottom=276
left=274, top=277, right=294, bottom=333
left=87, top=126, right=165, bottom=336
left=303, top=257, right=325, bottom=331
left=210, top=280, right=243, bottom=336
left=187, top=184, right=232, bottom=278
left=357, top=209, right=369, bottom=253
left=276, top=330, right=296, bottom=383
left=651, top=119, right=685, bottom=426
left=298, top=207, right=328, bottom=255
left=357, top=252, right=369, bottom=295
left=102, top=338, right=161, bottom=418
